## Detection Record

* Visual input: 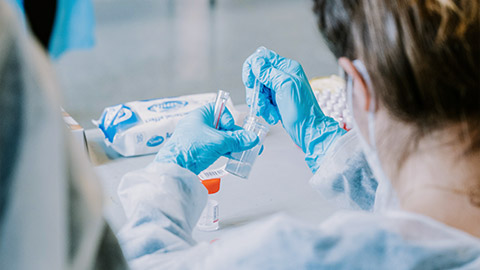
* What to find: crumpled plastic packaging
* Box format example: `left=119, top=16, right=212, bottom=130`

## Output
left=93, top=93, right=236, bottom=157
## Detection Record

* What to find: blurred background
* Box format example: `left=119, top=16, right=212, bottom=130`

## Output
left=53, top=0, right=338, bottom=128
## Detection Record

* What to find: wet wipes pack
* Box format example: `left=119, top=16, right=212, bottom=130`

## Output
left=93, top=93, right=236, bottom=157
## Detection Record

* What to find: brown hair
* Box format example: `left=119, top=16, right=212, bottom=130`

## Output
left=313, top=0, right=480, bottom=201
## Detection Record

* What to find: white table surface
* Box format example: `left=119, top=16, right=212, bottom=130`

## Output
left=86, top=106, right=339, bottom=242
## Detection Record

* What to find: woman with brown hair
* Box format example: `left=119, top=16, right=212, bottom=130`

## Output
left=239, top=0, right=480, bottom=267
left=115, top=0, right=480, bottom=268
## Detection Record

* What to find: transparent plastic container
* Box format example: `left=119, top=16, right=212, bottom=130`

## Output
left=225, top=116, right=269, bottom=178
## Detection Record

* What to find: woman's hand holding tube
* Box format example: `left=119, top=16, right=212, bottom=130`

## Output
left=242, top=47, right=346, bottom=172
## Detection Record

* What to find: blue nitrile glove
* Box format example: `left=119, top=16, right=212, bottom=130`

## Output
left=243, top=47, right=346, bottom=173
left=155, top=103, right=260, bottom=175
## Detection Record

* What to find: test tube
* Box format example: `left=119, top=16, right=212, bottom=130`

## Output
left=196, top=91, right=229, bottom=232
left=225, top=116, right=269, bottom=179
left=213, top=90, right=230, bottom=129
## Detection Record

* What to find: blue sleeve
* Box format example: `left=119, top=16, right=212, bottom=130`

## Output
left=48, top=0, right=95, bottom=59
left=309, top=129, right=378, bottom=211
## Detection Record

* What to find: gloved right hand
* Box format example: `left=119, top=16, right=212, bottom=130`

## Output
left=243, top=47, right=346, bottom=173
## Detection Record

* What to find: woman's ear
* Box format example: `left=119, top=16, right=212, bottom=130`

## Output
left=338, top=57, right=372, bottom=112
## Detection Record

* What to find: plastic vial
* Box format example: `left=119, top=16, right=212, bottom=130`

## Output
left=225, top=116, right=269, bottom=179
left=213, top=90, right=230, bottom=129
left=197, top=178, right=221, bottom=231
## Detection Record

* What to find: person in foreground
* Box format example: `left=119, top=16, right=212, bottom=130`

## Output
left=117, top=0, right=480, bottom=269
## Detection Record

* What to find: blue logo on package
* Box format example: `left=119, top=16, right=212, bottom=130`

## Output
left=99, top=105, right=139, bottom=143
left=148, top=100, right=188, bottom=113
left=146, top=135, right=164, bottom=147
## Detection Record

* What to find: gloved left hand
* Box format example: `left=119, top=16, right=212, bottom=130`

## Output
left=154, top=103, right=259, bottom=175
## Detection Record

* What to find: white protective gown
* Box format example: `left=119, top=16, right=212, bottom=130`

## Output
left=117, top=130, right=480, bottom=269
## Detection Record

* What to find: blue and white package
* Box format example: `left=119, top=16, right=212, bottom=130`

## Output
left=93, top=93, right=236, bottom=157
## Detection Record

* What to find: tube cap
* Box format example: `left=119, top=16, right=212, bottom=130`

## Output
left=201, top=178, right=221, bottom=194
